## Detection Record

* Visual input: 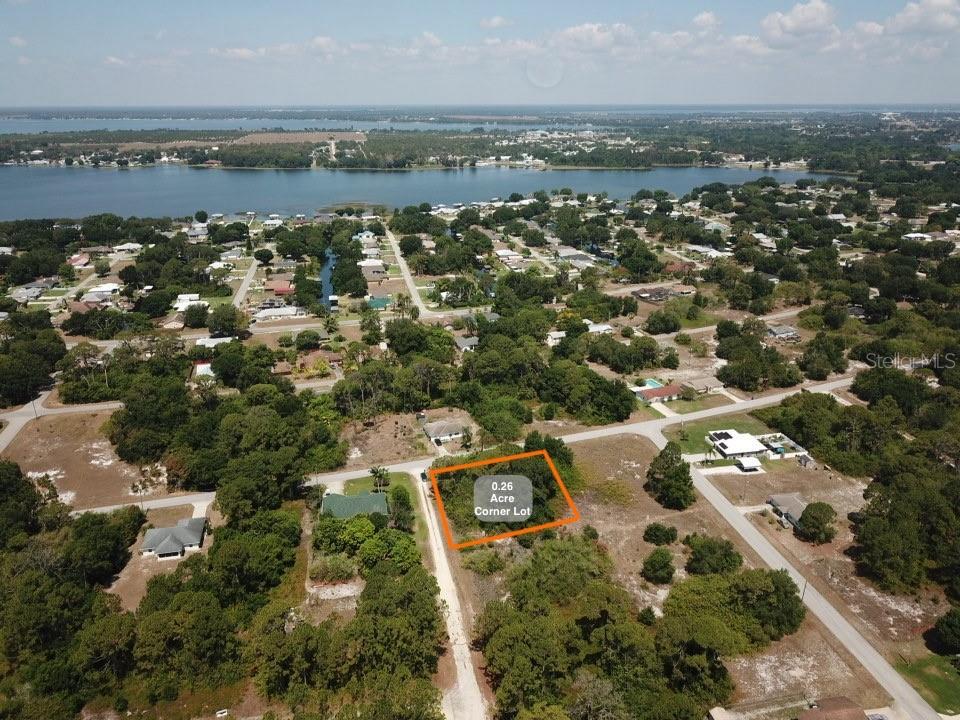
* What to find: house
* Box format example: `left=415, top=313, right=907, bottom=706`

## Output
left=585, top=320, right=614, bottom=335
left=321, top=491, right=388, bottom=519
left=174, top=294, right=208, bottom=313
left=265, top=279, right=294, bottom=296
left=254, top=306, right=305, bottom=321
left=670, top=284, right=697, bottom=297
left=736, top=457, right=762, bottom=472
left=423, top=420, right=465, bottom=444
left=707, top=429, right=768, bottom=458
left=798, top=698, right=867, bottom=720
left=546, top=330, right=567, bottom=347
left=358, top=259, right=387, bottom=282
left=195, top=336, right=236, bottom=348
left=141, top=518, right=207, bottom=559
left=455, top=336, right=480, bottom=352
left=192, top=362, right=215, bottom=379
left=114, top=242, right=143, bottom=253
left=767, top=325, right=801, bottom=343
left=80, top=245, right=112, bottom=255
left=682, top=376, right=722, bottom=395
left=768, top=492, right=808, bottom=528
left=637, top=383, right=683, bottom=403
left=67, top=253, right=91, bottom=268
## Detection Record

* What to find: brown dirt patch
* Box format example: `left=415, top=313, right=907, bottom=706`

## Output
left=4, top=412, right=178, bottom=509
left=339, top=412, right=436, bottom=469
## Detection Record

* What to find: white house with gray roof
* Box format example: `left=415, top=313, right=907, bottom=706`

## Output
left=141, top=518, right=207, bottom=560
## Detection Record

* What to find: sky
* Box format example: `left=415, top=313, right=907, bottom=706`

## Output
left=1, top=0, right=959, bottom=107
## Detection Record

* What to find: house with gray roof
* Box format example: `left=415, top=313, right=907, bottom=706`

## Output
left=141, top=518, right=207, bottom=559
left=423, top=420, right=465, bottom=444
left=321, top=491, right=389, bottom=519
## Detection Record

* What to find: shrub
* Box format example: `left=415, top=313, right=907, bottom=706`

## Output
left=462, top=549, right=507, bottom=576
left=684, top=534, right=743, bottom=575
left=795, top=502, right=837, bottom=545
left=643, top=522, right=678, bottom=546
left=641, top=547, right=675, bottom=584
left=309, top=553, right=356, bottom=582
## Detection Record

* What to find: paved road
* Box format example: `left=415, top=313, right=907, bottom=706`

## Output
left=18, top=370, right=936, bottom=719
left=0, top=391, right=124, bottom=453
left=232, top=257, right=260, bottom=309
left=385, top=229, right=481, bottom=320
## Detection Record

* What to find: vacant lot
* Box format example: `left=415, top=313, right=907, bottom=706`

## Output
left=710, top=457, right=864, bottom=508
left=340, top=412, right=433, bottom=468
left=665, top=412, right=772, bottom=454
left=663, top=393, right=732, bottom=414
left=571, top=434, right=888, bottom=711
left=5, top=412, right=174, bottom=509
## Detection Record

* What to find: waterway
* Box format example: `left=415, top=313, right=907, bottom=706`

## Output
left=0, top=164, right=822, bottom=220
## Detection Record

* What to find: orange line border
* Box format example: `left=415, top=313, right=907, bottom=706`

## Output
left=428, top=449, right=581, bottom=550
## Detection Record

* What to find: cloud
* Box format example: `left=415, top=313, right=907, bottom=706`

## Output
left=729, top=34, right=774, bottom=56
left=692, top=11, right=720, bottom=30
left=16, top=55, right=30, bottom=65
left=209, top=46, right=266, bottom=60
left=761, top=0, right=837, bottom=43
left=103, top=55, right=128, bottom=66
left=8, top=35, right=27, bottom=47
left=480, top=16, right=510, bottom=29
left=886, top=0, right=960, bottom=34
left=549, top=22, right=636, bottom=53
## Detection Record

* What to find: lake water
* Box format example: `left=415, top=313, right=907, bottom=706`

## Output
left=0, top=164, right=821, bottom=220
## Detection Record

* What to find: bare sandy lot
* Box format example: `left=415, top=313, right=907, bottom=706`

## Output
left=4, top=412, right=176, bottom=509
left=339, top=411, right=443, bottom=469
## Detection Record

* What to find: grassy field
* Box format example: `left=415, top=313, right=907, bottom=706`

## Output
left=663, top=394, right=733, bottom=414
left=897, top=655, right=960, bottom=714
left=344, top=472, right=427, bottom=542
left=664, top=412, right=771, bottom=454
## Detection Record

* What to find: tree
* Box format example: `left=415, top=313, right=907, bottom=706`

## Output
left=208, top=304, right=248, bottom=338
left=94, top=258, right=111, bottom=277
left=183, top=303, right=209, bottom=329
left=684, top=534, right=743, bottom=575
left=58, top=262, right=76, bottom=282
left=389, top=484, right=414, bottom=532
left=646, top=442, right=695, bottom=509
left=253, top=249, right=274, bottom=264
left=642, top=547, right=675, bottom=584
left=195, top=210, right=208, bottom=223
left=933, top=608, right=960, bottom=655
left=795, top=502, right=837, bottom=544
left=643, top=522, right=678, bottom=546
left=370, top=466, right=390, bottom=493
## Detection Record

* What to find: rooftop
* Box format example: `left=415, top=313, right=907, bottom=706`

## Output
left=321, top=491, right=389, bottom=519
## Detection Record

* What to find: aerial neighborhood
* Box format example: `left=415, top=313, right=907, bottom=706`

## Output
left=2, top=1, right=960, bottom=717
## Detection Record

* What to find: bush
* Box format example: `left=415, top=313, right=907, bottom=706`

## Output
left=644, top=310, right=681, bottom=335
left=795, top=502, right=837, bottom=544
left=462, top=549, right=507, bottom=576
left=933, top=608, right=960, bottom=655
left=684, top=534, right=743, bottom=575
left=643, top=522, right=678, bottom=546
left=309, top=553, right=356, bottom=582
left=641, top=547, right=675, bottom=584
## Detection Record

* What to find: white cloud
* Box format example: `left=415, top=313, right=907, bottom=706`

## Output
left=417, top=31, right=443, bottom=48
left=549, top=23, right=636, bottom=53
left=8, top=35, right=27, bottom=47
left=886, top=0, right=960, bottom=33
left=729, top=34, right=774, bottom=56
left=480, top=16, right=510, bottom=29
left=103, top=55, right=128, bottom=66
left=692, top=11, right=720, bottom=30
left=16, top=55, right=30, bottom=65
left=209, top=47, right=264, bottom=60
left=761, top=0, right=837, bottom=42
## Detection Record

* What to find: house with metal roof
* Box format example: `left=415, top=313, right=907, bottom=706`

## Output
left=423, top=420, right=465, bottom=444
left=707, top=429, right=768, bottom=458
left=321, top=491, right=389, bottom=519
left=768, top=493, right=808, bottom=528
left=141, top=518, right=207, bottom=560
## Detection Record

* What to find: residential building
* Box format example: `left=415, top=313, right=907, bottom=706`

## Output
left=681, top=376, right=722, bottom=395
left=767, top=325, right=801, bottom=343
left=423, top=420, right=465, bottom=444
left=768, top=492, right=808, bottom=528
left=141, top=518, right=207, bottom=559
left=321, top=491, right=389, bottom=519
left=707, top=429, right=768, bottom=458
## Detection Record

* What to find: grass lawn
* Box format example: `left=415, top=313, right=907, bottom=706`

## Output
left=344, top=472, right=427, bottom=543
left=663, top=298, right=719, bottom=330
left=663, top=394, right=733, bottom=414
left=897, top=655, right=960, bottom=714
left=664, top=412, right=772, bottom=454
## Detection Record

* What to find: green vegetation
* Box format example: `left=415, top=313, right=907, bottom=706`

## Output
left=666, top=414, right=771, bottom=455
left=645, top=441, right=695, bottom=510
left=897, top=655, right=960, bottom=715
left=0, top=310, right=66, bottom=406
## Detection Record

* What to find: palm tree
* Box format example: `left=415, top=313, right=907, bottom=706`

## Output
left=395, top=293, right=411, bottom=320
left=370, top=466, right=389, bottom=493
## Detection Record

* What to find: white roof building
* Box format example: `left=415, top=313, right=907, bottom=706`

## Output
left=707, top=429, right=768, bottom=458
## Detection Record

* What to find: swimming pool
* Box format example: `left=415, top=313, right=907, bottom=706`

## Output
left=642, top=379, right=664, bottom=389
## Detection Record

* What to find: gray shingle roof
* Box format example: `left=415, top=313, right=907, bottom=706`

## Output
left=321, top=492, right=389, bottom=519
left=142, top=518, right=207, bottom=556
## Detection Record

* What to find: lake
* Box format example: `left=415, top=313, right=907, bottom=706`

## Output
left=0, top=164, right=821, bottom=220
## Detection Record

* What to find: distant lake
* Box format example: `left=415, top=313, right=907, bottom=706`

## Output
left=0, top=117, right=571, bottom=134
left=0, top=164, right=821, bottom=220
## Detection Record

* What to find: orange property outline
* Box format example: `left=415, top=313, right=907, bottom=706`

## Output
left=428, top=449, right=581, bottom=550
